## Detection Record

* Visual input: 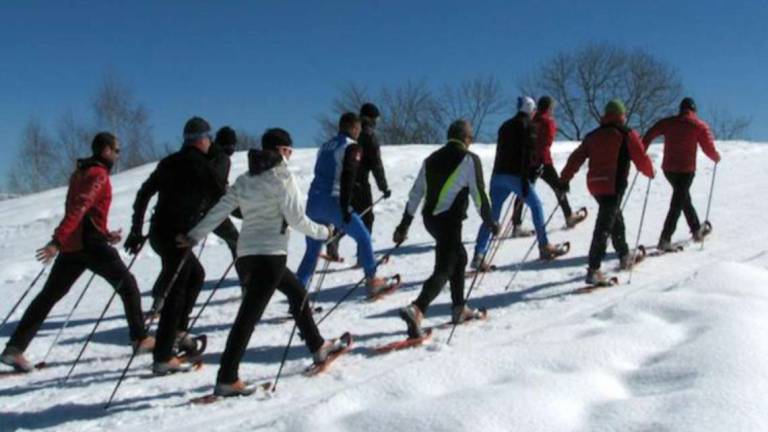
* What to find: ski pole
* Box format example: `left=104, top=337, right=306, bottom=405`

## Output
left=105, top=247, right=192, bottom=409
left=471, top=202, right=515, bottom=296
left=0, top=266, right=47, bottom=333
left=628, top=178, right=652, bottom=285
left=700, top=162, right=718, bottom=251
left=447, top=232, right=499, bottom=345
left=315, top=242, right=402, bottom=326
left=64, top=241, right=147, bottom=384
left=621, top=170, right=640, bottom=212
left=34, top=272, right=97, bottom=369
left=504, top=203, right=561, bottom=291
left=197, top=235, right=209, bottom=259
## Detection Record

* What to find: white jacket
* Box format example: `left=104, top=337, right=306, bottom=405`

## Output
left=188, top=158, right=330, bottom=257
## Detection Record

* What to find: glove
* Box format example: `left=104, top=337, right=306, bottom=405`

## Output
left=393, top=224, right=409, bottom=245
left=490, top=222, right=501, bottom=237
left=124, top=227, right=144, bottom=255
left=714, top=152, right=722, bottom=163
left=382, top=189, right=392, bottom=199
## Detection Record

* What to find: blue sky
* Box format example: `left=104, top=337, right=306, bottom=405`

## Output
left=0, top=0, right=765, bottom=184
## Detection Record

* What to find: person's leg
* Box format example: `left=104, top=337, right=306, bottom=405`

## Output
left=178, top=256, right=205, bottom=332
left=610, top=206, right=629, bottom=259
left=660, top=172, right=687, bottom=241
left=84, top=243, right=147, bottom=342
left=679, top=173, right=701, bottom=234
left=353, top=185, right=375, bottom=264
left=6, top=254, right=85, bottom=352
left=510, top=177, right=549, bottom=246
left=542, top=164, right=572, bottom=218
left=344, top=213, right=376, bottom=278
left=413, top=219, right=460, bottom=315
left=296, top=194, right=331, bottom=287
left=511, top=197, right=524, bottom=226
left=213, top=218, right=240, bottom=261
left=588, top=195, right=620, bottom=270
left=217, top=256, right=283, bottom=384
left=475, top=175, right=512, bottom=256
left=277, top=268, right=324, bottom=353
left=448, top=223, right=468, bottom=308
left=153, top=238, right=196, bottom=362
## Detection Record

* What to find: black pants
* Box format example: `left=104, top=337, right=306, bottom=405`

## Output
left=512, top=164, right=572, bottom=225
left=6, top=242, right=146, bottom=352
left=660, top=172, right=700, bottom=241
left=217, top=255, right=324, bottom=384
left=213, top=218, right=239, bottom=260
left=326, top=182, right=374, bottom=258
left=588, top=194, right=629, bottom=270
left=412, top=217, right=467, bottom=314
left=150, top=231, right=205, bottom=362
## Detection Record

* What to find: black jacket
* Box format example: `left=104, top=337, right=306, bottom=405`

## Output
left=492, top=112, right=538, bottom=179
left=356, top=116, right=389, bottom=193
left=209, top=143, right=232, bottom=189
left=131, top=145, right=226, bottom=235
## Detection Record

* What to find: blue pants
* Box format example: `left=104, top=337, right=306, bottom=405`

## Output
left=475, top=174, right=549, bottom=256
left=296, top=193, right=377, bottom=287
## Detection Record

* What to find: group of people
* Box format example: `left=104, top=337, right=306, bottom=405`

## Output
left=0, top=94, right=720, bottom=398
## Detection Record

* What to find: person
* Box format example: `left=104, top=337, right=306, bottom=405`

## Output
left=472, top=96, right=568, bottom=272
left=295, top=112, right=393, bottom=296
left=125, top=116, right=225, bottom=375
left=509, top=96, right=586, bottom=233
left=325, top=103, right=391, bottom=264
left=208, top=126, right=241, bottom=260
left=177, top=128, right=348, bottom=396
left=560, top=99, right=655, bottom=286
left=1, top=133, right=152, bottom=372
left=642, top=97, right=720, bottom=250
left=393, top=120, right=498, bottom=339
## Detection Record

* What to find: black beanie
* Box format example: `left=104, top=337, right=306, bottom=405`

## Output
left=215, top=126, right=237, bottom=148
left=183, top=116, right=211, bottom=141
left=261, top=128, right=293, bottom=151
left=680, top=97, right=697, bottom=113
left=537, top=96, right=554, bottom=113
left=360, top=103, right=380, bottom=119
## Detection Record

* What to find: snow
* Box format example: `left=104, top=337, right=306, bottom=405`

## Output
left=2, top=140, right=768, bottom=431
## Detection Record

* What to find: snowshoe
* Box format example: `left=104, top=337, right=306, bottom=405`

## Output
left=470, top=253, right=494, bottom=273
left=152, top=355, right=201, bottom=376
left=373, top=329, right=433, bottom=354
left=214, top=379, right=259, bottom=397
left=584, top=269, right=617, bottom=287
left=191, top=382, right=273, bottom=405
left=398, top=304, right=425, bottom=339
left=692, top=221, right=713, bottom=243
left=305, top=332, right=353, bottom=376
left=319, top=253, right=345, bottom=263
left=0, top=347, right=32, bottom=373
left=565, top=207, right=588, bottom=229
left=510, top=225, right=536, bottom=238
left=539, top=242, right=570, bottom=260
left=451, top=305, right=489, bottom=325
left=175, top=333, right=207, bottom=361
left=133, top=335, right=155, bottom=355
left=619, top=246, right=646, bottom=270
left=366, top=274, right=402, bottom=302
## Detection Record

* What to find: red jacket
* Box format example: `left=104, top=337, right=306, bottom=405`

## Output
left=533, top=111, right=557, bottom=166
left=52, top=159, right=112, bottom=252
left=642, top=111, right=720, bottom=173
left=561, top=115, right=655, bottom=197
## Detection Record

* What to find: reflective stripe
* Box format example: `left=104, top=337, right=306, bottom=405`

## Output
left=434, top=163, right=463, bottom=215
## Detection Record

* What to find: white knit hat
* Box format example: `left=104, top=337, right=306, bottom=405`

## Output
left=517, top=96, right=536, bottom=115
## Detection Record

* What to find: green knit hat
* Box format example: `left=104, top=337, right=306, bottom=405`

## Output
left=604, top=99, right=626, bottom=116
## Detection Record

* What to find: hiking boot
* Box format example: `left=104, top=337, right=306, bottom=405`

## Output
left=511, top=225, right=535, bottom=238
left=585, top=268, right=610, bottom=286
left=657, top=238, right=675, bottom=252
left=470, top=253, right=492, bottom=272
left=451, top=305, right=486, bottom=325
left=565, top=210, right=587, bottom=228
left=399, top=304, right=425, bottom=339
left=312, top=334, right=351, bottom=364
left=133, top=335, right=155, bottom=355
left=152, top=356, right=192, bottom=376
left=0, top=346, right=32, bottom=373
left=214, top=379, right=255, bottom=397
left=692, top=222, right=712, bottom=242
left=366, top=276, right=389, bottom=297
left=539, top=242, right=568, bottom=260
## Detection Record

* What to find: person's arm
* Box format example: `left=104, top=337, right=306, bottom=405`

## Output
left=393, top=161, right=426, bottom=243
left=467, top=154, right=495, bottom=228
left=187, top=180, right=241, bottom=243
left=131, top=166, right=160, bottom=230
left=279, top=170, right=331, bottom=241
left=367, top=133, right=390, bottom=194
left=560, top=140, right=589, bottom=184
left=627, top=131, right=656, bottom=178
left=52, top=169, right=107, bottom=247
left=339, top=144, right=362, bottom=220
left=642, top=119, right=666, bottom=151
left=697, top=122, right=721, bottom=163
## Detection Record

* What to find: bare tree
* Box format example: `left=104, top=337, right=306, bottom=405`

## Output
left=706, top=106, right=751, bottom=140
left=440, top=75, right=506, bottom=141
left=54, top=110, right=94, bottom=180
left=522, top=43, right=683, bottom=140
left=378, top=80, right=443, bottom=144
left=235, top=129, right=259, bottom=151
left=93, top=72, right=159, bottom=170
left=317, top=83, right=371, bottom=142
left=7, top=119, right=58, bottom=194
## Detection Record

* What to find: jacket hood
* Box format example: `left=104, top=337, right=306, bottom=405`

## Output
left=600, top=113, right=626, bottom=127
left=248, top=149, right=283, bottom=175
left=77, top=156, right=112, bottom=172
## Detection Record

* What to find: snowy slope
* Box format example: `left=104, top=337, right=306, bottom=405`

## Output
left=1, top=141, right=768, bottom=432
